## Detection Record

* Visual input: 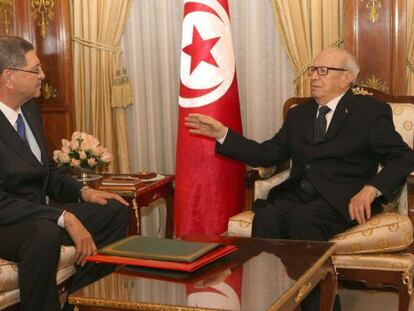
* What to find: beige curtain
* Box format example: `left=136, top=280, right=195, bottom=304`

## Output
left=407, top=0, right=414, bottom=95
left=71, top=0, right=133, bottom=173
left=271, top=0, right=343, bottom=96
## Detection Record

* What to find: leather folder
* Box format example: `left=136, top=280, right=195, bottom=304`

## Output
left=87, top=244, right=237, bottom=272
left=96, top=236, right=225, bottom=262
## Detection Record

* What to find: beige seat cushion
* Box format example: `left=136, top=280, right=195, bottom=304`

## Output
left=332, top=212, right=413, bottom=254
left=228, top=211, right=413, bottom=255
left=0, top=245, right=76, bottom=292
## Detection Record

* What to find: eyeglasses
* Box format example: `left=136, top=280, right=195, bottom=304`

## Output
left=307, top=66, right=348, bottom=76
left=6, top=66, right=43, bottom=75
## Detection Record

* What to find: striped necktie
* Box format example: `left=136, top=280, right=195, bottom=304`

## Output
left=314, top=106, right=331, bottom=142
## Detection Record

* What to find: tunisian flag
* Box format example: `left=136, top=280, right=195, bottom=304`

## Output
left=175, top=0, right=245, bottom=236
left=186, top=267, right=243, bottom=310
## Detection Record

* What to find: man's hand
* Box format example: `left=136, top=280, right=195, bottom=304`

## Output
left=81, top=188, right=129, bottom=206
left=185, top=113, right=228, bottom=140
left=348, top=185, right=378, bottom=224
left=64, top=211, right=96, bottom=266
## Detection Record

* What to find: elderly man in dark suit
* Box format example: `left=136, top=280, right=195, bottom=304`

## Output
left=0, top=36, right=129, bottom=311
left=185, top=47, right=414, bottom=310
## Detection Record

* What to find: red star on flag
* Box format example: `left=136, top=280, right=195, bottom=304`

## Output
left=182, top=26, right=220, bottom=75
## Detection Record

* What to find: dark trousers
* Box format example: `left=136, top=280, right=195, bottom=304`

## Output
left=252, top=184, right=351, bottom=311
left=0, top=200, right=129, bottom=311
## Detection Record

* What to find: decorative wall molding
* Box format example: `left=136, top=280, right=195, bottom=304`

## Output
left=408, top=58, right=414, bottom=74
left=0, top=0, right=12, bottom=34
left=41, top=82, right=59, bottom=99
left=31, top=0, right=55, bottom=38
left=360, top=74, right=389, bottom=93
left=361, top=0, right=382, bottom=23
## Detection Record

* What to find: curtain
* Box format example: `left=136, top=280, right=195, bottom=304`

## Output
left=123, top=0, right=183, bottom=175
left=408, top=0, right=414, bottom=95
left=71, top=0, right=133, bottom=173
left=271, top=0, right=343, bottom=96
left=230, top=0, right=295, bottom=143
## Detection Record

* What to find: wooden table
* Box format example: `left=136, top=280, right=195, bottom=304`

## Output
left=91, top=174, right=175, bottom=238
left=69, top=235, right=337, bottom=311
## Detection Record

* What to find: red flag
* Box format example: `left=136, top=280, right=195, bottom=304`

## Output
left=175, top=0, right=245, bottom=236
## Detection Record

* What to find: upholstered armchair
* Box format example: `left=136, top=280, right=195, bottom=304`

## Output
left=0, top=246, right=76, bottom=310
left=228, top=88, right=414, bottom=311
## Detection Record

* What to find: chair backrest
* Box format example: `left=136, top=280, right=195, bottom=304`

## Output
left=389, top=103, right=414, bottom=149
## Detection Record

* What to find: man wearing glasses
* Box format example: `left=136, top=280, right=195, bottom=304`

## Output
left=0, top=36, right=130, bottom=311
left=185, top=47, right=414, bottom=310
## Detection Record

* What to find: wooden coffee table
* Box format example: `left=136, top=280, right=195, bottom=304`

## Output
left=69, top=235, right=337, bottom=311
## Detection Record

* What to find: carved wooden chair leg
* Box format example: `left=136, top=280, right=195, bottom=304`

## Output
left=398, top=270, right=413, bottom=311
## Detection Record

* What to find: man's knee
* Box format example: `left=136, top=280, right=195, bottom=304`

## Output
left=253, top=207, right=273, bottom=227
left=20, top=220, right=61, bottom=260
left=252, top=206, right=287, bottom=238
left=105, top=199, right=129, bottom=226
left=286, top=210, right=314, bottom=228
left=285, top=211, right=324, bottom=241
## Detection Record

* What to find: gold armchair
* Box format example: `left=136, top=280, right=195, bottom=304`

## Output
left=228, top=89, right=414, bottom=311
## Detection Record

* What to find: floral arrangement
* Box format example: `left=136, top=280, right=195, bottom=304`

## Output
left=53, top=132, right=112, bottom=170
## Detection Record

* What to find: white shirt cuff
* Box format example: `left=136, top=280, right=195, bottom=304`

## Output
left=57, top=211, right=66, bottom=228
left=370, top=186, right=382, bottom=198
left=217, top=128, right=229, bottom=144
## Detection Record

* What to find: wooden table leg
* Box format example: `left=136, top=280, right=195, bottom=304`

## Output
left=319, top=265, right=338, bottom=311
left=128, top=197, right=141, bottom=236
left=164, top=183, right=174, bottom=238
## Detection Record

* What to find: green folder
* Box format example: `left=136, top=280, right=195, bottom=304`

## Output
left=98, top=236, right=221, bottom=263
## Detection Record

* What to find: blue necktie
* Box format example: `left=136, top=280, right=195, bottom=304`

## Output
left=16, top=113, right=28, bottom=144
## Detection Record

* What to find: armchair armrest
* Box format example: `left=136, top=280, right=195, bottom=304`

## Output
left=243, top=163, right=290, bottom=211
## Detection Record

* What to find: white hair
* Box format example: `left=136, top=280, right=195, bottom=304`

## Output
left=341, top=50, right=360, bottom=85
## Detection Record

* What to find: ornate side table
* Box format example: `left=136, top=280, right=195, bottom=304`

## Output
left=94, top=174, right=175, bottom=238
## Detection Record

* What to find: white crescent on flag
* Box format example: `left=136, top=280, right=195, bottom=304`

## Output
left=187, top=282, right=241, bottom=310
left=179, top=0, right=236, bottom=108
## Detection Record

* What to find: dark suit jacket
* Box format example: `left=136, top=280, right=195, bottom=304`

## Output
left=0, top=101, right=81, bottom=226
left=217, top=89, right=414, bottom=222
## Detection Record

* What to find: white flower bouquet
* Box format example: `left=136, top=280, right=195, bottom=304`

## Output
left=53, top=131, right=112, bottom=170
